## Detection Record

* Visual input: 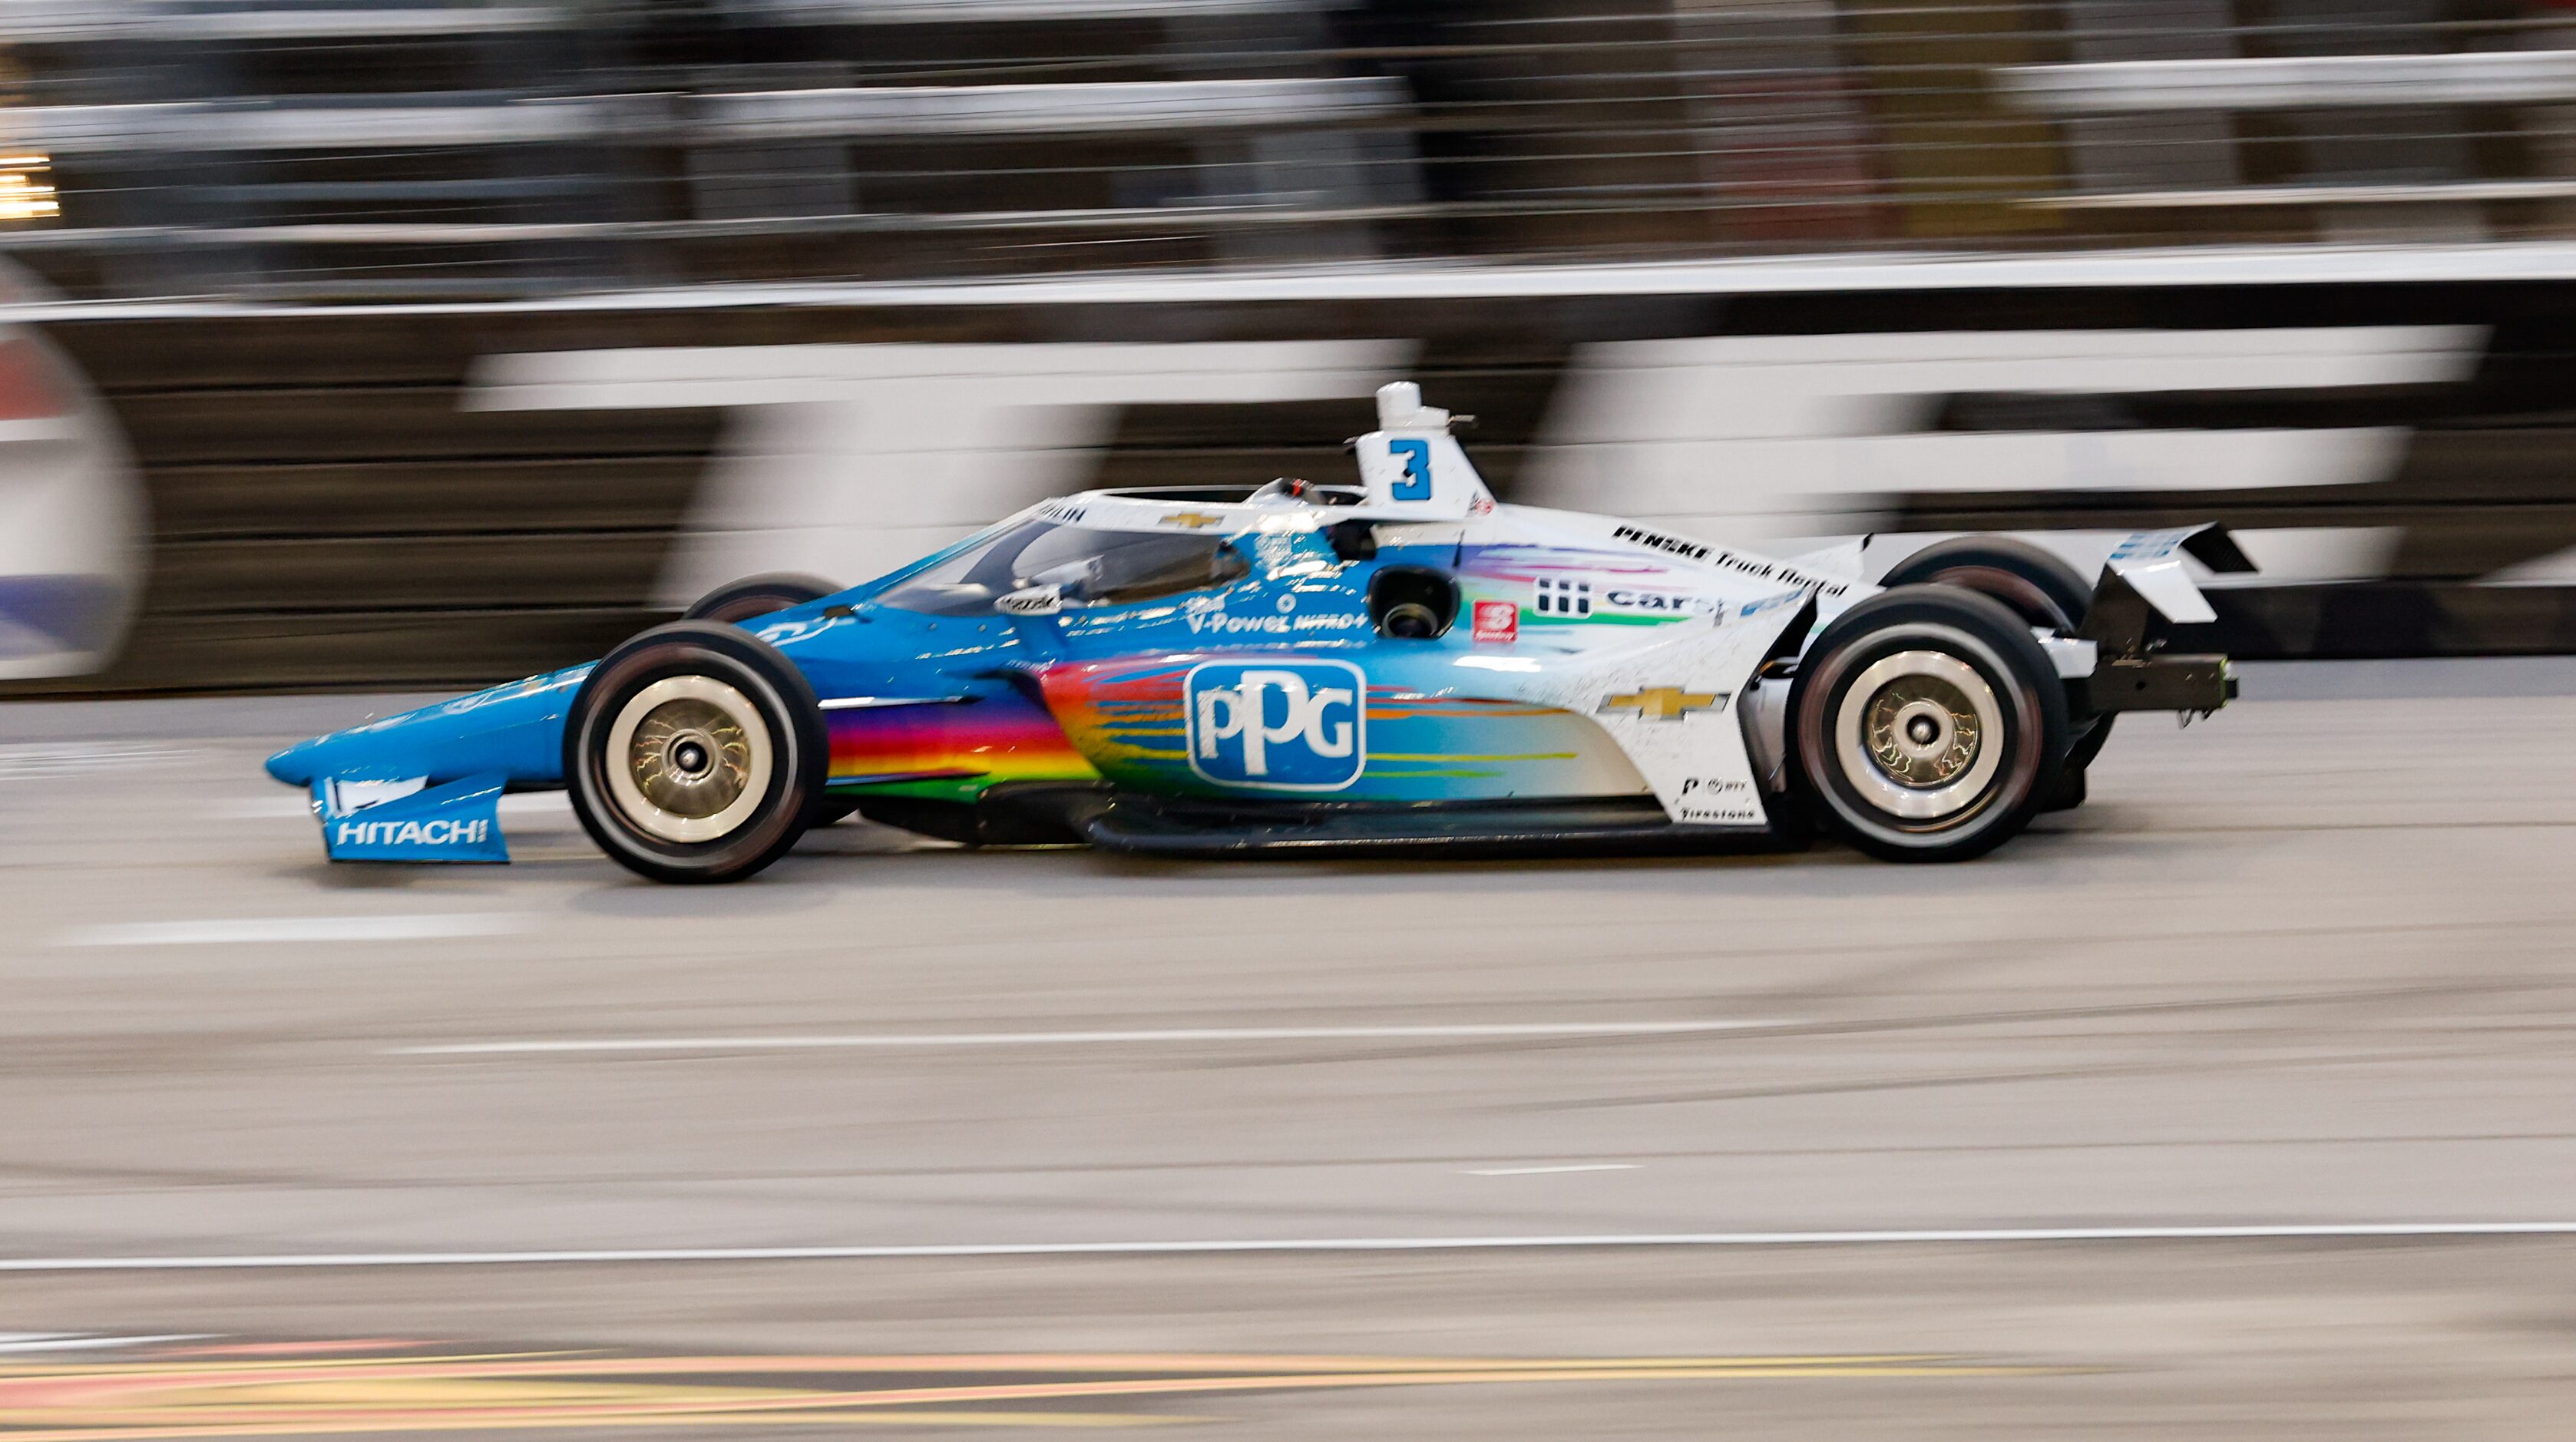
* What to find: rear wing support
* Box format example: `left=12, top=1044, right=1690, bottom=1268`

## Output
left=2075, top=559, right=2237, bottom=719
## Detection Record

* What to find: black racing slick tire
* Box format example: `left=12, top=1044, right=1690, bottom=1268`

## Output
left=1879, top=536, right=2093, bottom=633
left=564, top=621, right=827, bottom=884
left=1788, top=587, right=2070, bottom=862
left=681, top=574, right=841, bottom=626
left=1883, top=537, right=2108, bottom=807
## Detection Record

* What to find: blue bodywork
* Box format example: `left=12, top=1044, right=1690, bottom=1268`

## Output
left=268, top=665, right=590, bottom=791
left=266, top=528, right=1512, bottom=799
left=263, top=515, right=1703, bottom=865
left=265, top=425, right=1827, bottom=863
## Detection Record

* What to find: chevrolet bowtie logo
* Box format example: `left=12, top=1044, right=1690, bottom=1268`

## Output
left=1599, top=686, right=1726, bottom=720
left=1160, top=511, right=1224, bottom=529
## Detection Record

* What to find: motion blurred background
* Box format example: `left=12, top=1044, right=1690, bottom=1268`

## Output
left=18, top=0, right=2576, bottom=286
left=2, top=0, right=2574, bottom=693
left=10, top=11, right=2576, bottom=1434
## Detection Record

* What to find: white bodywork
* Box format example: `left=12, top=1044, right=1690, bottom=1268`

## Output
left=1040, top=382, right=2226, bottom=829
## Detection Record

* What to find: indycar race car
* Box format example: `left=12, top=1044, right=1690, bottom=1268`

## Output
left=266, top=382, right=2243, bottom=881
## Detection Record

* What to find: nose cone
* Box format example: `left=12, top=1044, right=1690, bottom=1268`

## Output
left=265, top=737, right=321, bottom=786
left=250, top=666, right=590, bottom=795
left=264, top=713, right=408, bottom=787
left=262, top=709, right=428, bottom=788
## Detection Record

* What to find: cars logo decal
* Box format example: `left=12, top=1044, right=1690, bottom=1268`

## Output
left=1185, top=659, right=1366, bottom=791
left=1533, top=577, right=1592, bottom=616
left=1602, top=588, right=1705, bottom=614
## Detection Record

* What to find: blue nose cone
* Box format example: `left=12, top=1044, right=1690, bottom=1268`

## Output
left=264, top=706, right=433, bottom=788
left=265, top=722, right=395, bottom=786
left=265, top=742, right=313, bottom=786
left=254, top=664, right=594, bottom=794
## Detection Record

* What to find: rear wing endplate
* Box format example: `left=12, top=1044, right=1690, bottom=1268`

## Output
left=2099, top=524, right=2256, bottom=626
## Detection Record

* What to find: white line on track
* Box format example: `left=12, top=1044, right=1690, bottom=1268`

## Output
left=0, top=742, right=199, bottom=781
left=392, top=1021, right=1785, bottom=1056
left=58, top=914, right=530, bottom=947
left=9, top=1225, right=2576, bottom=1272
left=1467, top=1164, right=1642, bottom=1176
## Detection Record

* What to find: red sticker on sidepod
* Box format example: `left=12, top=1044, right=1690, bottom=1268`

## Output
left=1472, top=600, right=1518, bottom=644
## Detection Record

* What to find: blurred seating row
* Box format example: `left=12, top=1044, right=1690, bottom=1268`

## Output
left=1, top=1, right=2573, bottom=298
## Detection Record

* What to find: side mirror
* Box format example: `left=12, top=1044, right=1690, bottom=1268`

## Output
left=997, top=584, right=1063, bottom=617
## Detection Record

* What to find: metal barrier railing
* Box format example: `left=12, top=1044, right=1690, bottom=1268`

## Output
left=1, top=1, right=2573, bottom=298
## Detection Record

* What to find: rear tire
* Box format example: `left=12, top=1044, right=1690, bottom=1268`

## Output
left=1883, top=537, right=2108, bottom=805
left=1789, top=587, right=2069, bottom=862
left=1879, top=536, right=2092, bottom=632
left=565, top=621, right=826, bottom=883
left=682, top=574, right=840, bottom=626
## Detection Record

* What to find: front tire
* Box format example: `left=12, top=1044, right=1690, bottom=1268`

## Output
left=565, top=621, right=826, bottom=883
left=1789, top=587, right=2069, bottom=862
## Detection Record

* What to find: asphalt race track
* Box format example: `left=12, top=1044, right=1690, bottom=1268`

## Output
left=5, top=660, right=2576, bottom=1437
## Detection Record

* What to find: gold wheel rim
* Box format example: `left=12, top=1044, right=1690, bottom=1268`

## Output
left=1863, top=676, right=1980, bottom=788
left=627, top=697, right=753, bottom=819
left=601, top=675, right=776, bottom=844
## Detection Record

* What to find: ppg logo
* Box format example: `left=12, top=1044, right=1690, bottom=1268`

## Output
left=1185, top=660, right=1366, bottom=791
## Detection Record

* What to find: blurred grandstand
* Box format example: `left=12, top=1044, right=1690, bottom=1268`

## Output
left=2, top=0, right=2574, bottom=297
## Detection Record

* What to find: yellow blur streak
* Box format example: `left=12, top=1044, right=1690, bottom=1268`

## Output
left=0, top=1351, right=1954, bottom=1380
left=0, top=1349, right=2075, bottom=1440
left=0, top=151, right=55, bottom=222
left=0, top=1411, right=1179, bottom=1439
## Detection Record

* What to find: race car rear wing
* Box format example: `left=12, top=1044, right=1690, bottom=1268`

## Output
left=2101, top=524, right=2257, bottom=626
left=2075, top=524, right=2251, bottom=717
